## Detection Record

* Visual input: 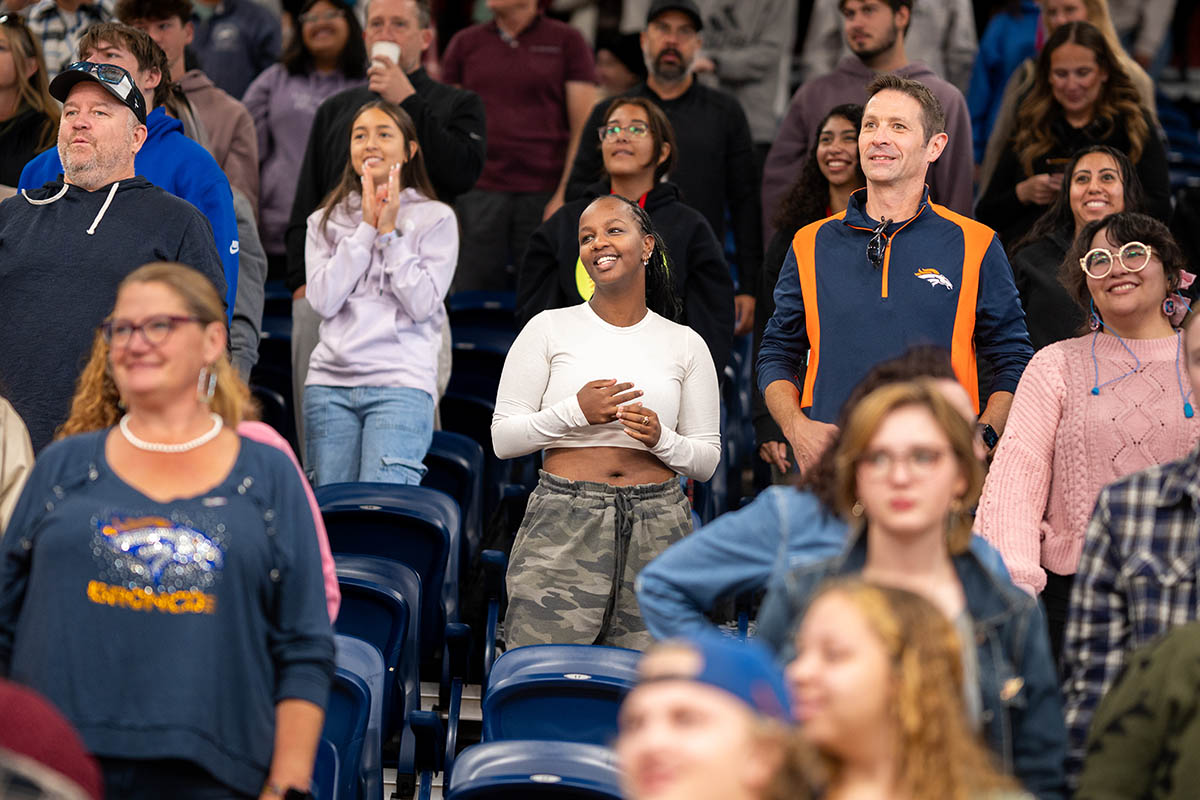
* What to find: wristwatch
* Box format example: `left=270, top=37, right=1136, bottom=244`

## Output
left=978, top=423, right=1000, bottom=450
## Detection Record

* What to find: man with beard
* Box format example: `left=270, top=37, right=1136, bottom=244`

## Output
left=0, top=62, right=225, bottom=450
left=760, top=0, right=974, bottom=242
left=564, top=0, right=761, bottom=338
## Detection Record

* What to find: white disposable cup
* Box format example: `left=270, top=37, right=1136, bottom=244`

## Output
left=371, top=41, right=401, bottom=65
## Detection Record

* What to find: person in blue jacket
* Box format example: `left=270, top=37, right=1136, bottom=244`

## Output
left=636, top=345, right=1010, bottom=641
left=966, top=0, right=1040, bottom=165
left=758, top=73, right=1033, bottom=476
left=18, top=23, right=240, bottom=333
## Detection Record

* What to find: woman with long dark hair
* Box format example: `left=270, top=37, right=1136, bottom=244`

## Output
left=976, top=21, right=1168, bottom=248
left=242, top=0, right=367, bottom=279
left=754, top=104, right=865, bottom=478
left=493, top=193, right=720, bottom=650
left=0, top=13, right=58, bottom=192
left=1011, top=145, right=1145, bottom=350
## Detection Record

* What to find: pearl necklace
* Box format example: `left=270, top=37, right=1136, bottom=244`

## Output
left=118, top=413, right=224, bottom=453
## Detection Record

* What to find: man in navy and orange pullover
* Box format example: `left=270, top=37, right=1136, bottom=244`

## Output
left=758, top=73, right=1032, bottom=472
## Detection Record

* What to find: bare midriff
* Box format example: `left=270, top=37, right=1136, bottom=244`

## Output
left=543, top=446, right=674, bottom=486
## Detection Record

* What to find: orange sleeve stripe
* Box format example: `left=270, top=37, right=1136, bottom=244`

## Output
left=792, top=215, right=842, bottom=408
left=932, top=203, right=994, bottom=413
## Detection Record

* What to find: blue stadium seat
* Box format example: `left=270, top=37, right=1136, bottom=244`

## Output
left=334, top=556, right=422, bottom=789
left=482, top=645, right=641, bottom=745
left=423, top=431, right=485, bottom=568
left=313, top=738, right=339, bottom=800
left=325, top=635, right=386, bottom=800
left=317, top=483, right=461, bottom=672
left=445, top=741, right=622, bottom=800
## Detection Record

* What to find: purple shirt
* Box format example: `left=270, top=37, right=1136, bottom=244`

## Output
left=243, top=64, right=367, bottom=255
left=441, top=14, right=595, bottom=193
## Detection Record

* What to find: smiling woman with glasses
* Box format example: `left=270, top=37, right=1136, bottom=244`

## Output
left=757, top=378, right=1068, bottom=798
left=975, top=210, right=1200, bottom=668
left=0, top=12, right=58, bottom=193
left=0, top=262, right=335, bottom=800
left=517, top=94, right=735, bottom=377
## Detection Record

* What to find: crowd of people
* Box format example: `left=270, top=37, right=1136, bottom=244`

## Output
left=0, top=0, right=1197, bottom=797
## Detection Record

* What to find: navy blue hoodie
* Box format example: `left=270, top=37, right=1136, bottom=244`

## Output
left=0, top=177, right=225, bottom=450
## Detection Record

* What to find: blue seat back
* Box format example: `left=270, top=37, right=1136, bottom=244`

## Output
left=482, top=645, right=640, bottom=745
left=318, top=483, right=460, bottom=665
left=446, top=741, right=621, bottom=800
left=313, top=739, right=339, bottom=800
left=328, top=635, right=385, bottom=800
left=423, top=431, right=485, bottom=567
left=334, top=558, right=420, bottom=737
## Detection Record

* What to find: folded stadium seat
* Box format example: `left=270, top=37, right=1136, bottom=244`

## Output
left=445, top=741, right=622, bottom=800
left=481, top=645, right=641, bottom=746
left=312, top=738, right=339, bottom=800
left=317, top=483, right=461, bottom=675
left=325, top=634, right=386, bottom=800
left=422, top=431, right=486, bottom=572
left=334, top=556, right=422, bottom=795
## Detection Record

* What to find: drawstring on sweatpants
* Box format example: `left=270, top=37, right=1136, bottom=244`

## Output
left=593, top=491, right=636, bottom=645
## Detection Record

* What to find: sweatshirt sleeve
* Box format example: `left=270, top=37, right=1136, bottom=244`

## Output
left=0, top=401, right=35, bottom=538
left=242, top=65, right=275, bottom=168
left=756, top=244, right=808, bottom=396
left=683, top=215, right=736, bottom=377
left=702, top=0, right=791, bottom=85
left=564, top=100, right=608, bottom=202
left=490, top=314, right=592, bottom=459
left=516, top=209, right=572, bottom=330
left=974, top=346, right=1065, bottom=595
left=266, top=449, right=335, bottom=706
left=974, top=235, right=1034, bottom=396
left=399, top=85, right=485, bottom=202
left=176, top=209, right=229, bottom=312
left=304, top=213, right=376, bottom=320
left=379, top=203, right=458, bottom=322
left=176, top=152, right=240, bottom=319
left=647, top=328, right=721, bottom=481
left=723, top=98, right=764, bottom=298
left=976, top=143, right=1028, bottom=232
left=16, top=147, right=56, bottom=191
left=0, top=452, right=53, bottom=675
left=760, top=88, right=812, bottom=242
left=929, top=85, right=976, bottom=216
left=286, top=99, right=340, bottom=291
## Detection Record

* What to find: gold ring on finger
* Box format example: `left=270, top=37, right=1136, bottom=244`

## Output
left=642, top=416, right=649, bottom=425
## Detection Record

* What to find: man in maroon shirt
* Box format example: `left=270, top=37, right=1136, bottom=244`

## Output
left=440, top=0, right=597, bottom=292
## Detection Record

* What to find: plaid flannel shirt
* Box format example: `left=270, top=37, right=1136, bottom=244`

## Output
left=1062, top=441, right=1200, bottom=787
left=24, top=0, right=112, bottom=80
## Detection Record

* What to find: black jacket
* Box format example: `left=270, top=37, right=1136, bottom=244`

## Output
left=0, top=108, right=53, bottom=188
left=0, top=177, right=226, bottom=450
left=1010, top=227, right=1086, bottom=351
left=564, top=79, right=763, bottom=298
left=517, top=180, right=735, bottom=376
left=977, top=110, right=1170, bottom=248
left=284, top=69, right=487, bottom=289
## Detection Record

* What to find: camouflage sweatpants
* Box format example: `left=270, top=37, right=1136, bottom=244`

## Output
left=503, top=471, right=692, bottom=651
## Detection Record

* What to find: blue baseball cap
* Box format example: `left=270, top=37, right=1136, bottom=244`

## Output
left=635, top=633, right=792, bottom=721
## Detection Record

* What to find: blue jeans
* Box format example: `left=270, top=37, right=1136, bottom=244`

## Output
left=303, top=385, right=433, bottom=486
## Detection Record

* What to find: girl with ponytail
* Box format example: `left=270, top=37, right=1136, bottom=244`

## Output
left=492, top=194, right=721, bottom=650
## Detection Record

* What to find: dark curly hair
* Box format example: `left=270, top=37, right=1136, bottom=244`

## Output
left=584, top=194, right=682, bottom=322
left=1060, top=211, right=1186, bottom=330
left=773, top=104, right=865, bottom=234
left=281, top=0, right=366, bottom=79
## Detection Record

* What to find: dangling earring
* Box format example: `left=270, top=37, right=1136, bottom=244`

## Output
left=1089, top=299, right=1101, bottom=332
left=850, top=501, right=865, bottom=518
left=197, top=365, right=217, bottom=402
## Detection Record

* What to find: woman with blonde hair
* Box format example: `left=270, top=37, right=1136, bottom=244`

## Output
left=788, top=579, right=1032, bottom=800
left=0, top=12, right=59, bottom=192
left=977, top=21, right=1168, bottom=247
left=978, top=0, right=1155, bottom=192
left=0, top=262, right=334, bottom=799
left=758, top=380, right=1067, bottom=799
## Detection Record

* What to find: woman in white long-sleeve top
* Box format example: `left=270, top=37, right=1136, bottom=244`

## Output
left=492, top=194, right=720, bottom=650
left=303, top=100, right=457, bottom=486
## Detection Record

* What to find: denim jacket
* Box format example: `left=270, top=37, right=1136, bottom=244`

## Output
left=759, top=533, right=1067, bottom=800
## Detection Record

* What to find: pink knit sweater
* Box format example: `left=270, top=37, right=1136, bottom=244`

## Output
left=976, top=332, right=1200, bottom=595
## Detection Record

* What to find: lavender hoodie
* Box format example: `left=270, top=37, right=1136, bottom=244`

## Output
left=305, top=187, right=457, bottom=398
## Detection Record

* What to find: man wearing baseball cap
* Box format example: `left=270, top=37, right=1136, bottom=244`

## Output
left=0, top=59, right=225, bottom=450
left=616, top=633, right=808, bottom=800
left=564, top=0, right=763, bottom=341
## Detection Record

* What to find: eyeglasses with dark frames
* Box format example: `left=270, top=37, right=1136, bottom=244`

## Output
left=101, top=315, right=203, bottom=347
left=866, top=217, right=892, bottom=270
